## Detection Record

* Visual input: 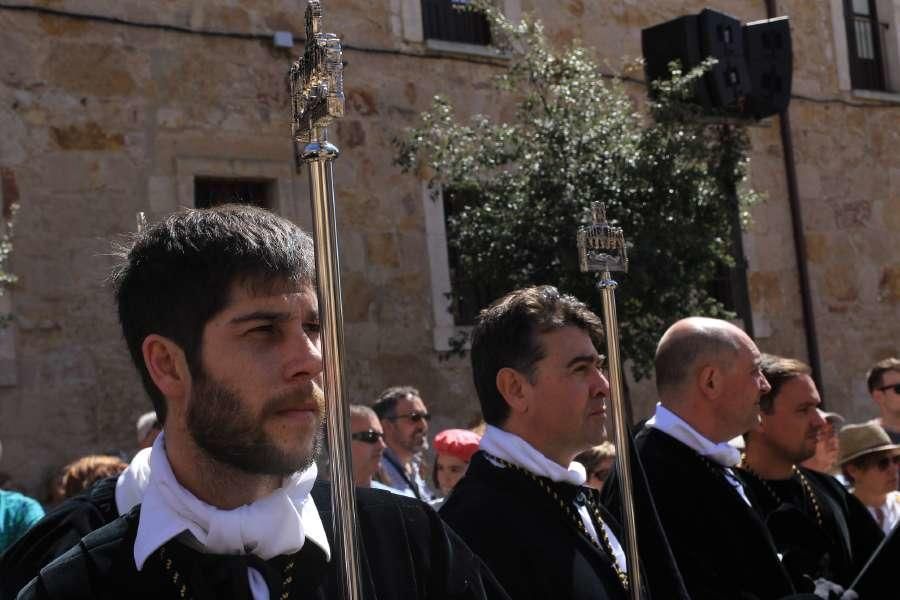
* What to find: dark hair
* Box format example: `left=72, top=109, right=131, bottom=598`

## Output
left=57, top=455, right=128, bottom=501
left=111, top=204, right=315, bottom=423
left=841, top=450, right=894, bottom=485
left=574, top=442, right=616, bottom=473
left=372, top=386, right=421, bottom=420
left=759, top=354, right=811, bottom=413
left=654, top=321, right=741, bottom=395
left=470, top=285, right=604, bottom=426
left=867, top=357, right=900, bottom=393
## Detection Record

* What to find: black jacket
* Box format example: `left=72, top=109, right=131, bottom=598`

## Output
left=737, top=466, right=884, bottom=589
left=441, top=451, right=656, bottom=600
left=14, top=481, right=509, bottom=600
left=607, top=427, right=796, bottom=600
left=0, top=476, right=120, bottom=600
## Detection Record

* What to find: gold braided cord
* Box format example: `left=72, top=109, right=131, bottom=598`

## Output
left=486, top=453, right=629, bottom=591
left=739, top=454, right=823, bottom=528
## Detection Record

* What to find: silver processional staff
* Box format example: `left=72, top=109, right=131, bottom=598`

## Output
left=577, top=202, right=641, bottom=599
left=288, top=2, right=362, bottom=599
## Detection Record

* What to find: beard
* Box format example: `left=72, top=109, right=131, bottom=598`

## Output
left=187, top=370, right=325, bottom=476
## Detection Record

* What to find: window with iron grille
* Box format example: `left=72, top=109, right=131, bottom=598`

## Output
left=194, top=178, right=273, bottom=210
left=421, top=0, right=492, bottom=46
left=442, top=187, right=505, bottom=325
left=844, top=0, right=887, bottom=90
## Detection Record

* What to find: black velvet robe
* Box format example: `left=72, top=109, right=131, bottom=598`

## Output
left=608, top=427, right=796, bottom=600
left=440, top=451, right=664, bottom=600
left=0, top=477, right=120, bottom=599
left=737, top=466, right=884, bottom=589
left=12, top=481, right=509, bottom=600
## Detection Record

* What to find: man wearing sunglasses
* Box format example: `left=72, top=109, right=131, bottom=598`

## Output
left=348, top=405, right=388, bottom=488
left=867, top=358, right=900, bottom=445
left=371, top=386, right=434, bottom=501
left=739, top=354, right=884, bottom=591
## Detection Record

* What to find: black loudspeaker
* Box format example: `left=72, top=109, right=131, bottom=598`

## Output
left=641, top=9, right=792, bottom=119
left=697, top=9, right=750, bottom=111
left=641, top=14, right=712, bottom=109
left=743, top=16, right=792, bottom=119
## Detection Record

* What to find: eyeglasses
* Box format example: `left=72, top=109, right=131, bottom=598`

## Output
left=351, top=430, right=384, bottom=444
left=869, top=455, right=900, bottom=471
left=386, top=411, right=432, bottom=424
left=877, top=384, right=900, bottom=395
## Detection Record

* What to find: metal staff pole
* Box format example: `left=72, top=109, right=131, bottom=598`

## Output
left=288, top=2, right=361, bottom=599
left=577, top=202, right=641, bottom=599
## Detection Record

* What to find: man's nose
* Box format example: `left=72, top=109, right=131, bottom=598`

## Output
left=594, top=368, right=611, bottom=398
left=759, top=373, right=772, bottom=393
left=283, top=327, right=324, bottom=381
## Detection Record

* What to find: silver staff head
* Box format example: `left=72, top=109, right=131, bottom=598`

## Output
left=288, top=0, right=345, bottom=144
left=577, top=202, right=628, bottom=273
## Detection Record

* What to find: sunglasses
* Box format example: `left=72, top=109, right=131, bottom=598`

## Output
left=351, top=430, right=384, bottom=444
left=386, top=411, right=432, bottom=424
left=869, top=455, right=900, bottom=471
left=877, top=384, right=900, bottom=395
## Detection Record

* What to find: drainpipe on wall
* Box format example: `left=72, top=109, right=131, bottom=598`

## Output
left=764, top=0, right=825, bottom=399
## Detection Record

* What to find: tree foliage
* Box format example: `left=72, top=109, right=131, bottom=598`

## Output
left=395, top=3, right=760, bottom=377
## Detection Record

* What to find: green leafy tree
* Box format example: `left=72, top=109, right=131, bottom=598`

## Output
left=395, top=3, right=760, bottom=377
left=0, top=203, right=17, bottom=329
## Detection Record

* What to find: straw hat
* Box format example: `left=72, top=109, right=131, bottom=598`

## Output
left=838, top=421, right=900, bottom=465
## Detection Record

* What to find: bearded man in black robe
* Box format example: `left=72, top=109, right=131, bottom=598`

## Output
left=9, top=205, right=506, bottom=600
left=738, top=354, right=883, bottom=591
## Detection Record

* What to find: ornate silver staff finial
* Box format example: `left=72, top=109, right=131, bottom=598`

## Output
left=287, top=3, right=360, bottom=599
left=576, top=201, right=640, bottom=599
left=577, top=201, right=628, bottom=274
left=288, top=0, right=345, bottom=146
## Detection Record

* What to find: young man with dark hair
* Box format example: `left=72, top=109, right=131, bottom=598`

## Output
left=867, top=357, right=900, bottom=444
left=608, top=317, right=800, bottom=600
left=739, top=354, right=883, bottom=591
left=8, top=205, right=505, bottom=600
left=371, top=386, right=433, bottom=500
left=440, top=285, right=687, bottom=600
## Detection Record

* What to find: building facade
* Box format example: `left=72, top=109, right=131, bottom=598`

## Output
left=0, top=0, right=897, bottom=495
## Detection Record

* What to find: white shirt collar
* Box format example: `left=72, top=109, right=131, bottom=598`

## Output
left=132, top=433, right=330, bottom=571
left=647, top=403, right=741, bottom=467
left=116, top=446, right=152, bottom=515
left=479, top=425, right=587, bottom=485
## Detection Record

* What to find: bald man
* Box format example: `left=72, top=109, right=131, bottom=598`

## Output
left=607, top=318, right=797, bottom=599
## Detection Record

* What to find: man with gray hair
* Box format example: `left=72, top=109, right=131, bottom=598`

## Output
left=613, top=317, right=798, bottom=599
left=348, top=404, right=387, bottom=488
left=371, top=386, right=433, bottom=500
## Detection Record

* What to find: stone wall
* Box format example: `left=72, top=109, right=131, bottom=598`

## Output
left=0, top=0, right=896, bottom=495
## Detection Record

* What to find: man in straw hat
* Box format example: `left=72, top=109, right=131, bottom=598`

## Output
left=840, top=421, right=900, bottom=535
left=739, top=354, right=883, bottom=590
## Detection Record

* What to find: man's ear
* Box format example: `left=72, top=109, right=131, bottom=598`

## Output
left=142, top=334, right=191, bottom=407
left=697, top=363, right=722, bottom=400
left=496, top=367, right=530, bottom=415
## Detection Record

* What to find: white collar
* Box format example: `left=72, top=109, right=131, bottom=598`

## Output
left=479, top=425, right=586, bottom=485
left=116, top=446, right=152, bottom=515
left=133, top=433, right=330, bottom=571
left=647, top=403, right=741, bottom=467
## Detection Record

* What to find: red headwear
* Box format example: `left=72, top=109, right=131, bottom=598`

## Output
left=433, top=429, right=482, bottom=463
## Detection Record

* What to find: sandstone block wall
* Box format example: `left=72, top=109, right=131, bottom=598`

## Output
left=0, top=0, right=896, bottom=495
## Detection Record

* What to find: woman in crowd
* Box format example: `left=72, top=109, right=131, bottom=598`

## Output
left=431, top=429, right=481, bottom=501
left=839, top=421, right=900, bottom=534
left=574, top=442, right=616, bottom=492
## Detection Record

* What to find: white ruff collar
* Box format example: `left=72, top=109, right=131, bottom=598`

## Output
left=133, top=433, right=330, bottom=573
left=647, top=403, right=741, bottom=467
left=479, top=425, right=587, bottom=485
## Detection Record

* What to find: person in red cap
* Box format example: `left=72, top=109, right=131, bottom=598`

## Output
left=431, top=429, right=482, bottom=498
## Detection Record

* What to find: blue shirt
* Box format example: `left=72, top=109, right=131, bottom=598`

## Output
left=0, top=489, right=45, bottom=552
